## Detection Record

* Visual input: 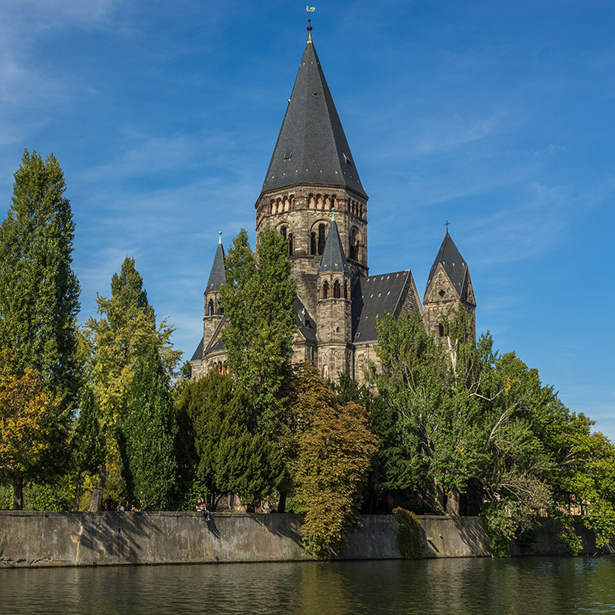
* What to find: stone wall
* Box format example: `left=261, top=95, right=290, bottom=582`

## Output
left=1, top=512, right=613, bottom=568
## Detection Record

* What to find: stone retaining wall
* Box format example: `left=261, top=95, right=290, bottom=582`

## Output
left=0, top=511, right=612, bottom=568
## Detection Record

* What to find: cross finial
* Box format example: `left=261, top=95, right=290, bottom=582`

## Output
left=444, top=220, right=450, bottom=233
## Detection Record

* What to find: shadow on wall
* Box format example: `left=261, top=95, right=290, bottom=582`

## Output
left=70, top=512, right=163, bottom=563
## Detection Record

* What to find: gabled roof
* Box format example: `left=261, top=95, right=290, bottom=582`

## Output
left=260, top=33, right=367, bottom=200
left=352, top=270, right=415, bottom=344
left=190, top=337, right=204, bottom=362
left=319, top=218, right=350, bottom=274
left=206, top=237, right=226, bottom=293
left=294, top=297, right=317, bottom=342
left=424, top=232, right=469, bottom=299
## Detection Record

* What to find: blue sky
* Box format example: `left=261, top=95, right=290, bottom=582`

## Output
left=1, top=1, right=613, bottom=439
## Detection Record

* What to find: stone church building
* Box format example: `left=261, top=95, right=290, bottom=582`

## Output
left=190, top=28, right=476, bottom=382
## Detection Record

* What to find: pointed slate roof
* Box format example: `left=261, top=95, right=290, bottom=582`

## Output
left=260, top=32, right=367, bottom=200
left=319, top=218, right=350, bottom=274
left=424, top=231, right=469, bottom=298
left=206, top=234, right=226, bottom=293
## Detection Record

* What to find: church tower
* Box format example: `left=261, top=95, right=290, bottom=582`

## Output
left=202, top=232, right=226, bottom=350
left=316, top=212, right=353, bottom=379
left=254, top=26, right=369, bottom=318
left=423, top=230, right=476, bottom=339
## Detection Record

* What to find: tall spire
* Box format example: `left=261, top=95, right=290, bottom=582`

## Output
left=260, top=32, right=367, bottom=199
left=206, top=236, right=226, bottom=292
left=319, top=218, right=350, bottom=274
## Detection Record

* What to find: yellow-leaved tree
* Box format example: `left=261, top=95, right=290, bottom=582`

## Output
left=0, top=350, right=61, bottom=509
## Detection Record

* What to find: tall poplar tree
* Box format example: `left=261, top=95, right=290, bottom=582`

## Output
left=0, top=150, right=80, bottom=507
left=220, top=227, right=296, bottom=427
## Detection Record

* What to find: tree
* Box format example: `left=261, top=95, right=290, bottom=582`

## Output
left=291, top=363, right=379, bottom=558
left=374, top=312, right=554, bottom=531
left=121, top=346, right=178, bottom=510
left=0, top=149, right=81, bottom=403
left=178, top=371, right=284, bottom=510
left=0, top=350, right=61, bottom=508
left=219, top=227, right=297, bottom=428
left=70, top=387, right=105, bottom=510
left=84, top=257, right=181, bottom=508
left=0, top=150, right=81, bottom=507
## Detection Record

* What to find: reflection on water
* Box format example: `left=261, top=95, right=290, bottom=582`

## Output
left=1, top=557, right=615, bottom=614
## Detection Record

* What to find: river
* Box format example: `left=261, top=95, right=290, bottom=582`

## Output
left=1, top=557, right=614, bottom=614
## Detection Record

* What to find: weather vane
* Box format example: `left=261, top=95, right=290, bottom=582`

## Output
left=306, top=6, right=315, bottom=36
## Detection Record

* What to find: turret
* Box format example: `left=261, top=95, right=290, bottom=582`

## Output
left=316, top=211, right=353, bottom=380
left=203, top=232, right=226, bottom=350
left=423, top=230, right=476, bottom=339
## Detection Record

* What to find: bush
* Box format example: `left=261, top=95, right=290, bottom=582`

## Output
left=393, top=507, right=423, bottom=559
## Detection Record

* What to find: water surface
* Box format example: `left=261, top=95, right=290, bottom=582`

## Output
left=2, top=557, right=614, bottom=614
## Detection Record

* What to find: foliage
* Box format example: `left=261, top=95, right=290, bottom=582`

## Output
left=121, top=346, right=178, bottom=510
left=220, top=227, right=297, bottom=428
left=392, top=507, right=423, bottom=559
left=0, top=150, right=81, bottom=407
left=0, top=349, right=64, bottom=507
left=0, top=150, right=81, bottom=504
left=83, top=257, right=181, bottom=504
left=373, top=307, right=615, bottom=551
left=71, top=388, right=105, bottom=478
left=177, top=371, right=284, bottom=509
left=292, top=364, right=379, bottom=558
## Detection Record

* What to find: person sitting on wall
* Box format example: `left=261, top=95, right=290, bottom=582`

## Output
left=196, top=497, right=210, bottom=521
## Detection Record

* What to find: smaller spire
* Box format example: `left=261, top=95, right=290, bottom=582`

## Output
left=206, top=238, right=226, bottom=293
left=319, top=219, right=350, bottom=274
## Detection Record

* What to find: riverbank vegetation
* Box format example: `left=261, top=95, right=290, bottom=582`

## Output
left=1, top=150, right=614, bottom=558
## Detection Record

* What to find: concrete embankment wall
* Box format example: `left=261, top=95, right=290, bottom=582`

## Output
left=0, top=511, right=612, bottom=568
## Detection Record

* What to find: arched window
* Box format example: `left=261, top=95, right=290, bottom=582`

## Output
left=318, top=224, right=326, bottom=255
left=310, top=232, right=316, bottom=255
left=217, top=301, right=223, bottom=315
left=349, top=227, right=359, bottom=261
left=333, top=280, right=341, bottom=298
left=208, top=299, right=214, bottom=316
left=280, top=226, right=287, bottom=241
left=344, top=280, right=348, bottom=299
left=323, top=281, right=329, bottom=299
left=288, top=233, right=294, bottom=256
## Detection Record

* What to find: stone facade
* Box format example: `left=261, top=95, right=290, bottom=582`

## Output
left=190, top=32, right=476, bottom=382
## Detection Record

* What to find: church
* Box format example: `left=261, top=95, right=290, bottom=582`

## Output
left=190, top=26, right=476, bottom=382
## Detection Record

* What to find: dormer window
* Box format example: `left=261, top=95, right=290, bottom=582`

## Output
left=284, top=152, right=292, bottom=162
left=343, top=153, right=352, bottom=166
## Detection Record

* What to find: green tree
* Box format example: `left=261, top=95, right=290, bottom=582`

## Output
left=121, top=346, right=178, bottom=510
left=0, top=150, right=81, bottom=506
left=178, top=371, right=284, bottom=511
left=374, top=311, right=556, bottom=544
left=0, top=150, right=81, bottom=399
left=84, top=257, right=181, bottom=508
left=70, top=387, right=105, bottom=510
left=219, top=227, right=297, bottom=428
